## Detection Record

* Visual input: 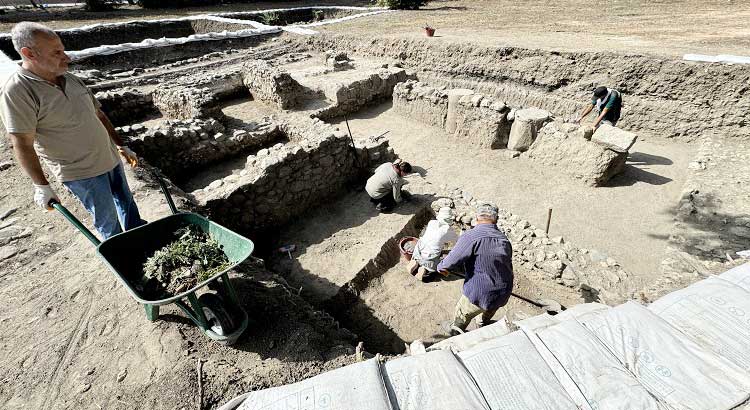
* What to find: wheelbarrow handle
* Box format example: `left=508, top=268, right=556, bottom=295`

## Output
left=151, top=170, right=179, bottom=215
left=51, top=200, right=101, bottom=247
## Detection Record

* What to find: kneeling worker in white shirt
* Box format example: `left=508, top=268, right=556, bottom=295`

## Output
left=408, top=207, right=459, bottom=281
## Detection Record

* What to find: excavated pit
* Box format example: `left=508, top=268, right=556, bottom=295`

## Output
left=19, top=17, right=747, bottom=357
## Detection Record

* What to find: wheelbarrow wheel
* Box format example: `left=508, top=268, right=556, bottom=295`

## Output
left=199, top=293, right=236, bottom=336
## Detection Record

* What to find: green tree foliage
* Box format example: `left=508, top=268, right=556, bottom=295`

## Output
left=375, top=0, right=429, bottom=10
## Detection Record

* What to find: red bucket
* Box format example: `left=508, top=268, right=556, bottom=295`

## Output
left=399, top=237, right=418, bottom=261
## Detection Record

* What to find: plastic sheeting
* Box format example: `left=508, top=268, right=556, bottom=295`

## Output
left=235, top=358, right=393, bottom=410
left=684, top=54, right=750, bottom=64
left=582, top=302, right=750, bottom=410
left=649, top=276, right=750, bottom=371
left=536, top=319, right=665, bottom=410
left=427, top=317, right=512, bottom=352
left=384, top=349, right=490, bottom=410
left=457, top=331, right=578, bottom=410
left=719, top=261, right=750, bottom=291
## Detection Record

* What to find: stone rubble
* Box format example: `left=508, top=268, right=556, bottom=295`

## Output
left=431, top=191, right=635, bottom=304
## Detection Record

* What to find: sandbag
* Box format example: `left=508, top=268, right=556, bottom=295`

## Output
left=537, top=319, right=665, bottom=410
left=235, top=358, right=393, bottom=410
left=515, top=302, right=610, bottom=332
left=384, top=349, right=489, bottom=410
left=718, top=261, right=750, bottom=291
left=649, top=276, right=750, bottom=371
left=582, top=301, right=750, bottom=410
left=427, top=317, right=512, bottom=352
left=457, top=331, right=578, bottom=410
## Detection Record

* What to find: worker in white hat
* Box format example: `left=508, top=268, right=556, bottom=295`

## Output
left=407, top=207, right=459, bottom=281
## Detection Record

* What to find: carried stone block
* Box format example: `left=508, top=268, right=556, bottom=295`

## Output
left=507, top=108, right=551, bottom=151
left=592, top=123, right=638, bottom=152
left=526, top=122, right=627, bottom=186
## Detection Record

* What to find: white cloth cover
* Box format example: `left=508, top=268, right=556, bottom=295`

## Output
left=235, top=358, right=393, bottom=410
left=384, top=349, right=489, bottom=410
left=718, top=261, right=750, bottom=291
left=457, top=331, right=578, bottom=410
left=515, top=302, right=610, bottom=332
left=649, top=276, right=750, bottom=371
left=537, top=319, right=664, bottom=410
left=582, top=301, right=750, bottom=410
left=427, top=317, right=512, bottom=352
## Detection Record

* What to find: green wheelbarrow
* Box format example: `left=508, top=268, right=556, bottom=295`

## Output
left=52, top=175, right=253, bottom=345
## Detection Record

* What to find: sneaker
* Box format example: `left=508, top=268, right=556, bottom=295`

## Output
left=407, top=259, right=419, bottom=276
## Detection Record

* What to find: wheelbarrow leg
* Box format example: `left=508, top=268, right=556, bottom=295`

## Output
left=144, top=304, right=160, bottom=321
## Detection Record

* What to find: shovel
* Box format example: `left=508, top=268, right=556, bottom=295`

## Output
left=445, top=271, right=565, bottom=315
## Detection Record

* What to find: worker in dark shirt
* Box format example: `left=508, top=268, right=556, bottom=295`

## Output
left=438, top=202, right=513, bottom=335
left=575, top=86, right=623, bottom=129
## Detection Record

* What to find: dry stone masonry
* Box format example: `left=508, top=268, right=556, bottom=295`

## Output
left=507, top=108, right=551, bottom=151
left=393, top=80, right=514, bottom=149
left=95, top=89, right=157, bottom=127
left=194, top=116, right=394, bottom=233
left=241, top=60, right=311, bottom=110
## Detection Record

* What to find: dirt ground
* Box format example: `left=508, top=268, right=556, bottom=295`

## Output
left=3, top=1, right=750, bottom=57
left=333, top=102, right=695, bottom=283
left=0, top=1, right=742, bottom=409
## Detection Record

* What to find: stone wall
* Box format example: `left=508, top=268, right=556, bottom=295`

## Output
left=241, top=60, right=310, bottom=110
left=95, top=89, right=157, bottom=127
left=452, top=92, right=511, bottom=149
left=294, top=34, right=750, bottom=141
left=312, top=67, right=411, bottom=120
left=123, top=117, right=283, bottom=182
left=525, top=122, right=627, bottom=186
left=392, top=80, right=512, bottom=149
left=152, top=71, right=245, bottom=120
left=392, top=80, right=448, bottom=128
left=191, top=116, right=394, bottom=233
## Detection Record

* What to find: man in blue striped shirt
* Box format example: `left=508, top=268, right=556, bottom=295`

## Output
left=438, top=202, right=513, bottom=334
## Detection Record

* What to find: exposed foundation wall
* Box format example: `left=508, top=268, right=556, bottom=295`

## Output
left=196, top=117, right=394, bottom=233
left=153, top=71, right=246, bottom=120
left=95, top=89, right=157, bottom=127
left=393, top=80, right=512, bottom=148
left=392, top=81, right=448, bottom=128
left=294, top=35, right=750, bottom=141
left=241, top=60, right=310, bottom=110
left=312, top=67, right=412, bottom=120
left=124, top=117, right=283, bottom=182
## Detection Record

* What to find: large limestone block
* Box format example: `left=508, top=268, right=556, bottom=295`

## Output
left=527, top=122, right=627, bottom=186
left=446, top=89, right=474, bottom=134
left=592, top=123, right=638, bottom=152
left=507, top=108, right=551, bottom=151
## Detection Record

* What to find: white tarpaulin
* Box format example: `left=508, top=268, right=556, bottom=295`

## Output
left=457, top=331, right=578, bottom=410
left=537, top=319, right=665, bottom=410
left=235, top=358, right=393, bottom=410
left=427, top=317, right=512, bottom=352
left=384, top=349, right=489, bottom=410
left=515, top=302, right=610, bottom=332
left=582, top=302, right=750, bottom=410
left=649, top=276, right=750, bottom=371
left=719, top=262, right=750, bottom=291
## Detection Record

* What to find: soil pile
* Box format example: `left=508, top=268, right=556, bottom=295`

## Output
left=141, top=226, right=231, bottom=297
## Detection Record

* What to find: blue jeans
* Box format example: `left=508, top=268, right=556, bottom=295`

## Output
left=63, top=163, right=146, bottom=239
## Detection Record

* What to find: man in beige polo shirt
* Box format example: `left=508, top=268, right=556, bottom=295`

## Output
left=0, top=22, right=144, bottom=239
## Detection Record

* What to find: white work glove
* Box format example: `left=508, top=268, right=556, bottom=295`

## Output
left=33, top=184, right=59, bottom=211
left=117, top=145, right=138, bottom=167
